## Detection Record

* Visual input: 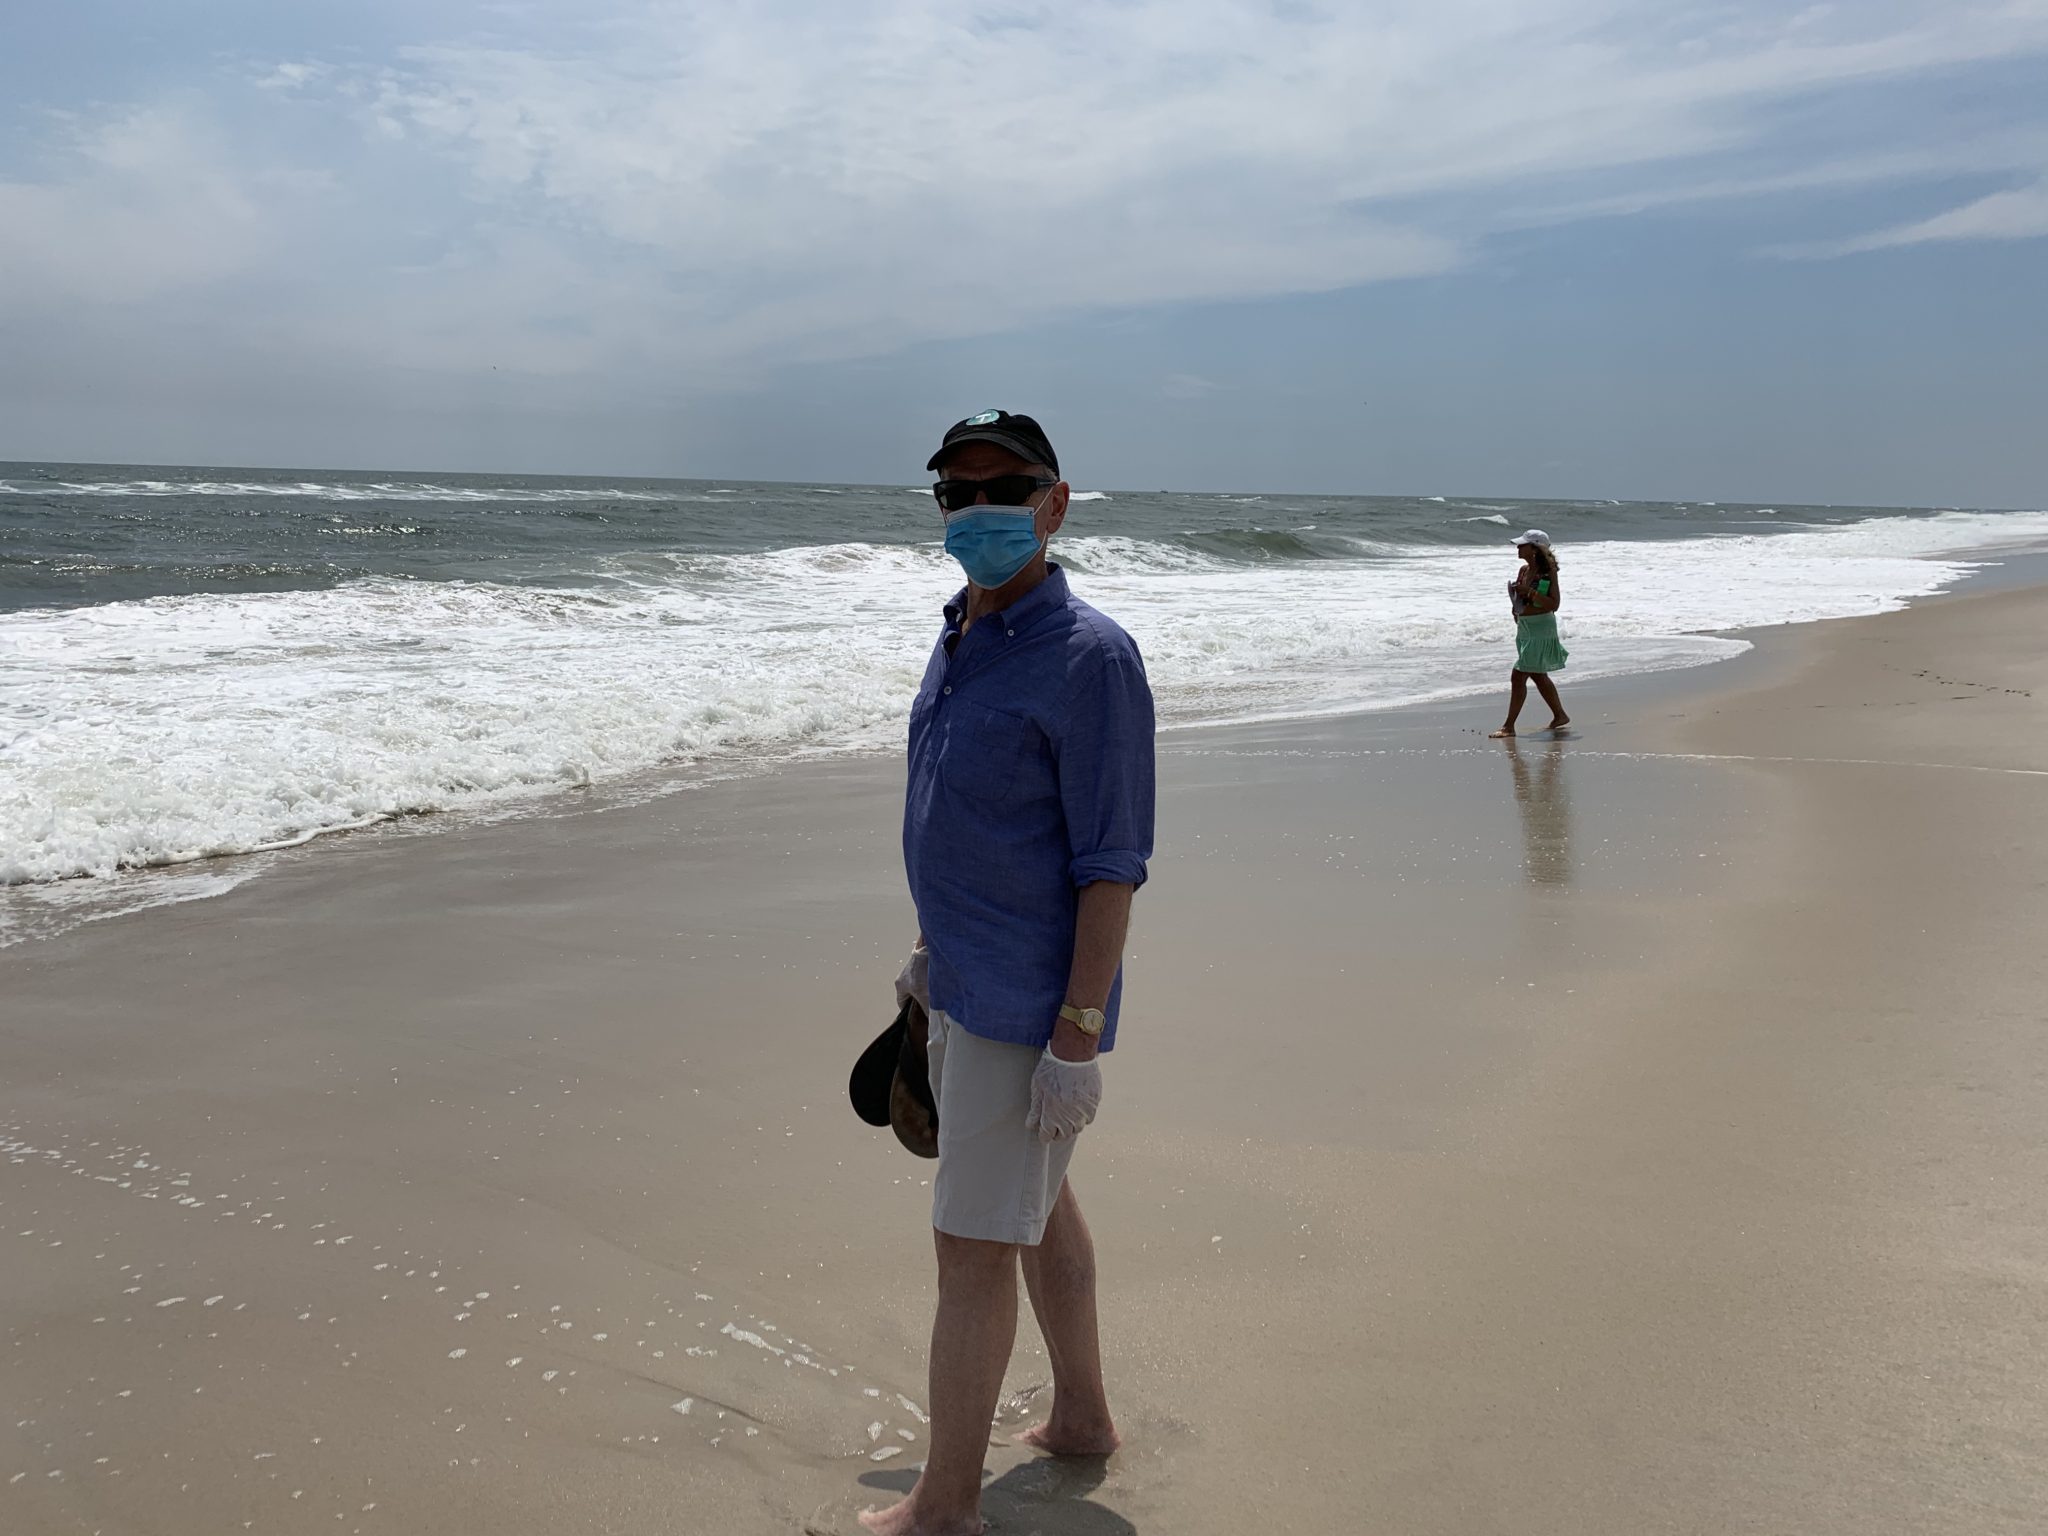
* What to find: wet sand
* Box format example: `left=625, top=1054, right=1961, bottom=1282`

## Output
left=3, top=585, right=2045, bottom=1534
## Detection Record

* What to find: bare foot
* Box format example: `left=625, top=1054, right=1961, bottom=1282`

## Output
left=1544, top=715, right=1571, bottom=732
left=856, top=1493, right=984, bottom=1536
left=1489, top=727, right=1516, bottom=739
left=1016, top=1416, right=1122, bottom=1457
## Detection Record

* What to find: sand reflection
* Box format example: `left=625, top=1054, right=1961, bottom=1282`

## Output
left=1506, top=738, right=1574, bottom=887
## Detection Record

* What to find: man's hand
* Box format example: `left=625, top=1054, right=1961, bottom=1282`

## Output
left=1025, top=1050, right=1102, bottom=1144
left=894, top=943, right=929, bottom=1013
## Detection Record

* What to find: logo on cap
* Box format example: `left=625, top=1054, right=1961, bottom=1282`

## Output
left=964, top=410, right=1002, bottom=426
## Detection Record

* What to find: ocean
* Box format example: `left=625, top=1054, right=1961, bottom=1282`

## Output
left=5, top=461, right=2046, bottom=942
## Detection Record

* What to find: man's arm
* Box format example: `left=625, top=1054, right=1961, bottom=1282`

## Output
left=1050, top=881, right=1134, bottom=1063
left=1047, top=633, right=1153, bottom=1067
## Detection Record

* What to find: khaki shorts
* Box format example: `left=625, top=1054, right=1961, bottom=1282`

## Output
left=928, top=1010, right=1077, bottom=1246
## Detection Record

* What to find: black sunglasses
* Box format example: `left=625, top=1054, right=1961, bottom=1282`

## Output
left=932, top=475, right=1055, bottom=513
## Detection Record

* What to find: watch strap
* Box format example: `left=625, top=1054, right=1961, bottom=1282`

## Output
left=1058, top=1003, right=1105, bottom=1036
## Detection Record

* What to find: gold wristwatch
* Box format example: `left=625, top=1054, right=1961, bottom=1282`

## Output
left=1058, top=1004, right=1106, bottom=1038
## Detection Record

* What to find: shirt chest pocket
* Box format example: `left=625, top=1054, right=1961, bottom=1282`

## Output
left=908, top=685, right=939, bottom=748
left=939, top=701, right=1038, bottom=803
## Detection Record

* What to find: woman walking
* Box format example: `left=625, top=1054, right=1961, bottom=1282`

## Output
left=1490, top=529, right=1570, bottom=738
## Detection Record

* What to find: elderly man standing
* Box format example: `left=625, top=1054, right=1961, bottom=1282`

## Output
left=864, top=411, right=1155, bottom=1536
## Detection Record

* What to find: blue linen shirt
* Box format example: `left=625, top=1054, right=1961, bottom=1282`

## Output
left=903, top=565, right=1155, bottom=1052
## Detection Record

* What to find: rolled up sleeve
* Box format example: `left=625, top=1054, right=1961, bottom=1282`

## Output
left=1056, top=638, right=1156, bottom=890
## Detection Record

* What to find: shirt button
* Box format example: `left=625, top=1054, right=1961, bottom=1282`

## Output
left=1006, top=629, right=1015, bottom=637
left=942, top=685, right=952, bottom=695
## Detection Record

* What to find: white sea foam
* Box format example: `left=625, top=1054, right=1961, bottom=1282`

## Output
left=3, top=509, right=2045, bottom=899
left=0, top=865, right=265, bottom=948
left=0, top=479, right=670, bottom=502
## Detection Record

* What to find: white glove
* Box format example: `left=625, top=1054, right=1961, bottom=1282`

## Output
left=894, top=944, right=930, bottom=1012
left=1025, top=1050, right=1102, bottom=1144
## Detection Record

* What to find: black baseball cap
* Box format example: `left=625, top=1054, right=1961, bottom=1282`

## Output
left=848, top=995, right=939, bottom=1159
left=926, top=409, right=1059, bottom=478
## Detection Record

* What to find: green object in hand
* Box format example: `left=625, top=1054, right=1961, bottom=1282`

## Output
left=1536, top=579, right=1551, bottom=595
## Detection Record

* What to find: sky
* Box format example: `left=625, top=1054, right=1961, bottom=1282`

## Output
left=1, top=1, right=2044, bottom=505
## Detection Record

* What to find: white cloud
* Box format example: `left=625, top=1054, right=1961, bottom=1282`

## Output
left=256, top=61, right=327, bottom=94
left=0, top=105, right=285, bottom=304
left=1491, top=133, right=2048, bottom=231
left=332, top=0, right=2048, bottom=369
left=5, top=1, right=2047, bottom=382
left=1777, top=178, right=2048, bottom=256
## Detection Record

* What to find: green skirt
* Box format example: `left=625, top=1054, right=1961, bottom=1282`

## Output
left=1515, top=612, right=1568, bottom=674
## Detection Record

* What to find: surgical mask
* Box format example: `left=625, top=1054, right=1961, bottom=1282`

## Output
left=943, top=506, right=1044, bottom=589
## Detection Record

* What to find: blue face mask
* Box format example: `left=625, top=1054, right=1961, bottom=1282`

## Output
left=943, top=506, right=1044, bottom=590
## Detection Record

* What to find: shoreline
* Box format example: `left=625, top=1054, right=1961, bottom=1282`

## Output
left=12, top=543, right=2047, bottom=951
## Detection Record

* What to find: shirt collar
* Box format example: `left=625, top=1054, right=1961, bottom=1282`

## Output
left=942, top=563, right=1070, bottom=636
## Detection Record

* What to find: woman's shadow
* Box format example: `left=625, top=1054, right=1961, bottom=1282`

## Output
left=1506, top=737, right=1574, bottom=888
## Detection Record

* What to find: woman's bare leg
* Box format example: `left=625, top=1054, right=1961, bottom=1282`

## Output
left=1490, top=670, right=1530, bottom=738
left=1531, top=673, right=1569, bottom=730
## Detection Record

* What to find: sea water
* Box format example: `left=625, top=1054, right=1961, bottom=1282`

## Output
left=4, top=462, right=2045, bottom=936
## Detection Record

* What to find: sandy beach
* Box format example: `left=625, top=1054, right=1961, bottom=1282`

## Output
left=4, top=583, right=2046, bottom=1535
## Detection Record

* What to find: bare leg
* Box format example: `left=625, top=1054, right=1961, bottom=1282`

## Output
left=1531, top=673, right=1570, bottom=730
left=1017, top=1180, right=1120, bottom=1456
left=860, top=1232, right=1018, bottom=1536
left=1490, top=670, right=1530, bottom=737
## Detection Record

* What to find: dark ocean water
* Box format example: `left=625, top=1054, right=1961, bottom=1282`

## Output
left=0, top=460, right=1946, bottom=614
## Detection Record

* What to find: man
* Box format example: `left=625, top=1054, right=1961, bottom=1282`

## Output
left=862, top=411, right=1155, bottom=1536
